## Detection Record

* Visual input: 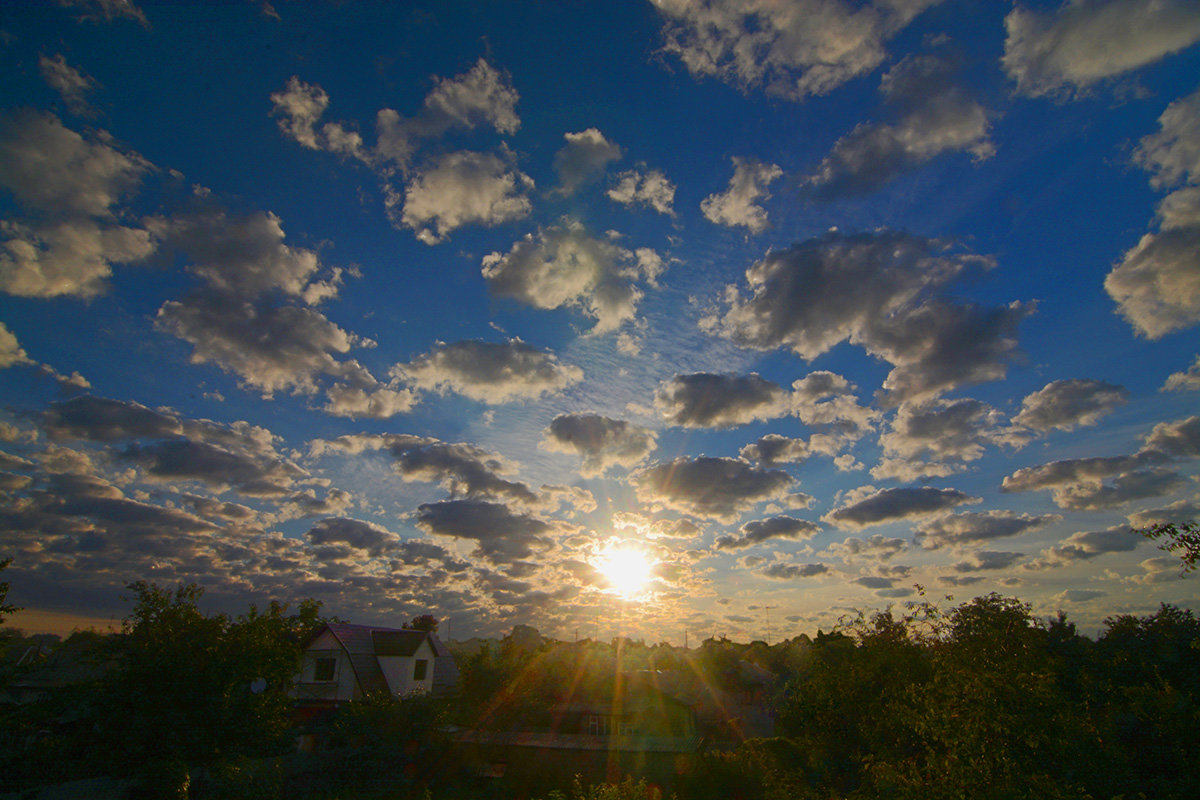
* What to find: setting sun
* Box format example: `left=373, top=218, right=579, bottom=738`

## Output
left=595, top=546, right=656, bottom=600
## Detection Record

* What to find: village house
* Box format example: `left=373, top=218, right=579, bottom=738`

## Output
left=292, top=622, right=459, bottom=717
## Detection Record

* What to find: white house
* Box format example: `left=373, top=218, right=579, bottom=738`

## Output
left=292, top=622, right=459, bottom=707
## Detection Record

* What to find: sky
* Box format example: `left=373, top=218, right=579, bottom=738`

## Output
left=1, top=0, right=1199, bottom=644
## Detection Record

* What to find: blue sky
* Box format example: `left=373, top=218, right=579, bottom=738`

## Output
left=1, top=0, right=1198, bottom=642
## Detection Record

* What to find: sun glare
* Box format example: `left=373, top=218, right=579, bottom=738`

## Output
left=596, top=546, right=655, bottom=600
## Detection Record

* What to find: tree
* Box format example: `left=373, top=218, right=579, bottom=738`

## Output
left=404, top=613, right=439, bottom=632
left=1136, top=520, right=1200, bottom=573
left=0, top=557, right=19, bottom=624
left=95, top=582, right=321, bottom=776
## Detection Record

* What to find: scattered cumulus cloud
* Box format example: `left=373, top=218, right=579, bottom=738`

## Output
left=714, top=516, right=821, bottom=550
left=632, top=456, right=794, bottom=522
left=39, top=54, right=97, bottom=116
left=607, top=169, right=676, bottom=215
left=1107, top=88, right=1200, bottom=339
left=802, top=54, right=994, bottom=199
left=823, top=485, right=980, bottom=529
left=915, top=510, right=1059, bottom=550
left=398, top=150, right=533, bottom=244
left=392, top=339, right=583, bottom=404
left=1013, top=379, right=1129, bottom=432
left=1164, top=354, right=1200, bottom=391
left=1002, top=0, right=1200, bottom=98
left=653, top=0, right=942, bottom=100
left=0, top=111, right=154, bottom=298
left=482, top=221, right=656, bottom=333
left=540, top=414, right=657, bottom=478
left=701, top=158, right=782, bottom=233
left=553, top=128, right=624, bottom=196
left=655, top=372, right=789, bottom=428
left=704, top=231, right=1026, bottom=405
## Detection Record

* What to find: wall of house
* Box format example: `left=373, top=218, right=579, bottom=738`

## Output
left=294, top=629, right=358, bottom=702
left=377, top=639, right=435, bottom=695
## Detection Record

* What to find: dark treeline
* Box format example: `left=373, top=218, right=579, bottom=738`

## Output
left=1, top=578, right=1198, bottom=799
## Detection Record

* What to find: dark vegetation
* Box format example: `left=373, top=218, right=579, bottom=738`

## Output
left=0, top=553, right=1198, bottom=799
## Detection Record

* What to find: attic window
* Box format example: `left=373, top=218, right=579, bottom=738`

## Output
left=314, top=657, right=336, bottom=682
left=413, top=659, right=428, bottom=681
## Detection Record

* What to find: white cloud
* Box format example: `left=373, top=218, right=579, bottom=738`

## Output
left=707, top=231, right=1025, bottom=404
left=146, top=209, right=322, bottom=299
left=607, top=169, right=676, bottom=215
left=653, top=0, right=941, bottom=100
left=399, top=150, right=533, bottom=244
left=823, top=485, right=980, bottom=529
left=322, top=384, right=417, bottom=419
left=915, top=510, right=1059, bottom=550
left=1003, top=0, right=1200, bottom=98
left=0, top=321, right=32, bottom=368
left=156, top=290, right=361, bottom=397
left=554, top=128, right=624, bottom=196
left=632, top=456, right=794, bottom=522
left=1164, top=354, right=1200, bottom=391
left=655, top=372, right=790, bottom=428
left=270, top=77, right=331, bottom=151
left=873, top=398, right=1013, bottom=480
left=59, top=0, right=148, bottom=26
left=392, top=339, right=584, bottom=403
left=701, top=158, right=782, bottom=233
left=540, top=413, right=657, bottom=477
left=481, top=221, right=649, bottom=333
left=0, top=112, right=155, bottom=299
left=1106, top=189, right=1200, bottom=338
left=1133, top=88, right=1200, bottom=190
left=803, top=55, right=993, bottom=199
left=1012, top=379, right=1129, bottom=432
left=39, top=54, right=97, bottom=116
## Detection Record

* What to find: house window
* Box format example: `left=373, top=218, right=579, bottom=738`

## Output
left=587, top=714, right=611, bottom=736
left=413, top=659, right=428, bottom=681
left=313, top=657, right=336, bottom=682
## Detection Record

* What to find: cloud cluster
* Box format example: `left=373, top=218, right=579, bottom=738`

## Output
left=802, top=54, right=994, bottom=199
left=1002, top=0, right=1200, bottom=98
left=706, top=230, right=1026, bottom=404
left=873, top=398, right=1014, bottom=481
left=482, top=221, right=660, bottom=333
left=393, top=339, right=583, bottom=404
left=915, top=510, right=1059, bottom=550
left=1027, top=525, right=1144, bottom=568
left=654, top=372, right=789, bottom=428
left=272, top=59, right=529, bottom=244
left=398, top=150, right=533, bottom=244
left=714, top=515, right=821, bottom=550
left=540, top=414, right=657, bottom=478
left=823, top=485, right=980, bottom=530
left=39, top=54, right=97, bottom=116
left=607, top=169, right=676, bottom=215
left=632, top=456, right=794, bottom=522
left=1107, top=88, right=1200, bottom=339
left=554, top=128, right=624, bottom=196
left=0, top=111, right=154, bottom=298
left=1002, top=415, right=1200, bottom=509
left=654, top=0, right=940, bottom=100
left=701, top=158, right=782, bottom=233
left=1012, top=379, right=1129, bottom=432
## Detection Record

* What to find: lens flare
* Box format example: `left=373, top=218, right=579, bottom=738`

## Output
left=596, top=546, right=655, bottom=600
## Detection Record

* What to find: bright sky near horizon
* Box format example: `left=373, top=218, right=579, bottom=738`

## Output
left=1, top=0, right=1198, bottom=643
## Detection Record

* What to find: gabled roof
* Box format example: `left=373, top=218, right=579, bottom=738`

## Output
left=308, top=622, right=457, bottom=696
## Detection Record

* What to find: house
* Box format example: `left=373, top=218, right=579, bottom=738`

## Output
left=292, top=623, right=459, bottom=712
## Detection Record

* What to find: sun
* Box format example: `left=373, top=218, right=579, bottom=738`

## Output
left=595, top=545, right=656, bottom=600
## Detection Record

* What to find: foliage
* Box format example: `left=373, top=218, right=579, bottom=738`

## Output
left=0, top=556, right=18, bottom=624
left=93, top=581, right=322, bottom=774
left=404, top=613, right=439, bottom=631
left=1136, top=520, right=1200, bottom=573
left=542, top=774, right=671, bottom=800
